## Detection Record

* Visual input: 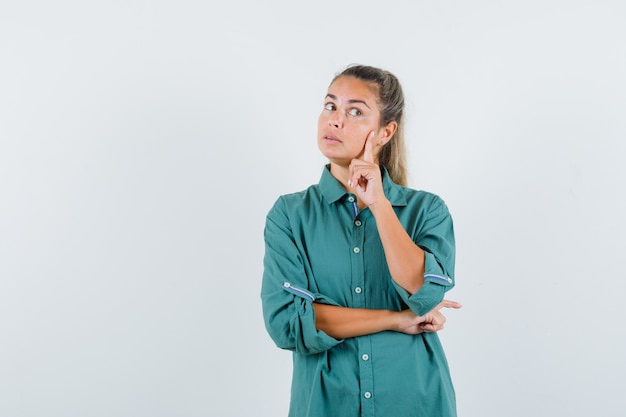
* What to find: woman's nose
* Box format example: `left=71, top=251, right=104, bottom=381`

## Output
left=328, top=112, right=343, bottom=128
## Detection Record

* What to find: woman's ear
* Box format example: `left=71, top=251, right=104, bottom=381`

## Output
left=379, top=121, right=398, bottom=145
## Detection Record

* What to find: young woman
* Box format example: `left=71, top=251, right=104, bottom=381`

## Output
left=262, top=64, right=460, bottom=417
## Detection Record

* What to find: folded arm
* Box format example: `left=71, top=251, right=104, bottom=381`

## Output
left=314, top=300, right=461, bottom=339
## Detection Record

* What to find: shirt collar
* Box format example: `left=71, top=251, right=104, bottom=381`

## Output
left=318, top=164, right=408, bottom=207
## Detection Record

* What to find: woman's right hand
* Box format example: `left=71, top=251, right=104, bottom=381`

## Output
left=394, top=300, right=462, bottom=335
left=394, top=309, right=427, bottom=335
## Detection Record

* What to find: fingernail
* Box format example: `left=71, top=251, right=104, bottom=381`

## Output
left=348, top=179, right=352, bottom=187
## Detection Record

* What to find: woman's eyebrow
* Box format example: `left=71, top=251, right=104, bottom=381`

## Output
left=325, top=94, right=371, bottom=109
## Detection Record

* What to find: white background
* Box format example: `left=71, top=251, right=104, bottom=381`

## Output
left=1, top=1, right=625, bottom=416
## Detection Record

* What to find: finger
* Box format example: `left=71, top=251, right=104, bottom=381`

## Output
left=434, top=311, right=447, bottom=326
left=349, top=164, right=370, bottom=192
left=348, top=163, right=362, bottom=189
left=436, top=299, right=463, bottom=310
left=422, top=312, right=446, bottom=331
left=421, top=323, right=442, bottom=332
left=425, top=311, right=446, bottom=327
left=357, top=168, right=368, bottom=190
left=362, top=131, right=376, bottom=163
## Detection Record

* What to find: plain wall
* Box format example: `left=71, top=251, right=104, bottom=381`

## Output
left=1, top=1, right=625, bottom=416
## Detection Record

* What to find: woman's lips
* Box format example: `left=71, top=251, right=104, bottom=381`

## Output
left=323, top=135, right=341, bottom=143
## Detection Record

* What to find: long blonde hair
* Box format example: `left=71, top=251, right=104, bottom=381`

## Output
left=332, top=65, right=408, bottom=186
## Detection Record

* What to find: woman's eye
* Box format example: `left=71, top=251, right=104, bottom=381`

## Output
left=324, top=103, right=336, bottom=111
left=348, top=108, right=362, bottom=117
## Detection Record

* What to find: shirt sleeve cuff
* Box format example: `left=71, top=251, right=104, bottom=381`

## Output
left=392, top=251, right=455, bottom=316
left=281, top=282, right=344, bottom=355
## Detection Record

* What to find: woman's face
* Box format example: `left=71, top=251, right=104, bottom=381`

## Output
left=317, top=76, right=385, bottom=167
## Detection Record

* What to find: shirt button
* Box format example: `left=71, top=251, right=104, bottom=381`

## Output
left=354, top=220, right=362, bottom=227
left=348, top=196, right=355, bottom=202
left=362, top=354, right=369, bottom=361
left=353, top=247, right=360, bottom=254
left=354, top=287, right=362, bottom=294
left=364, top=392, right=372, bottom=399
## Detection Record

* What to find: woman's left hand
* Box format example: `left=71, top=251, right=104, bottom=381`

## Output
left=348, top=131, right=387, bottom=208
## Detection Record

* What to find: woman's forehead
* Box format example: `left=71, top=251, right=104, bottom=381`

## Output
left=327, top=76, right=379, bottom=101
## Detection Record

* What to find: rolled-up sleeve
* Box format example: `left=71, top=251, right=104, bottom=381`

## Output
left=261, top=198, right=343, bottom=355
left=393, top=198, right=456, bottom=316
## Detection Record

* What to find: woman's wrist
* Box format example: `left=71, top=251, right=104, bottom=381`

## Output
left=368, top=197, right=392, bottom=217
left=386, top=310, right=402, bottom=332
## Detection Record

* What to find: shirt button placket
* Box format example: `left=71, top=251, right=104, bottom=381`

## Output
left=351, top=201, right=373, bottom=415
left=358, top=338, right=375, bottom=416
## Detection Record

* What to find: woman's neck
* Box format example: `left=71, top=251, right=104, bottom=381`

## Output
left=329, top=163, right=368, bottom=209
left=329, top=163, right=351, bottom=189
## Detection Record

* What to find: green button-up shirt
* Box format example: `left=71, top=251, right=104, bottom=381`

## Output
left=262, top=166, right=457, bottom=417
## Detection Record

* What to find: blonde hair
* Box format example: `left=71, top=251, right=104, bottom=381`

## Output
left=332, top=64, right=408, bottom=186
